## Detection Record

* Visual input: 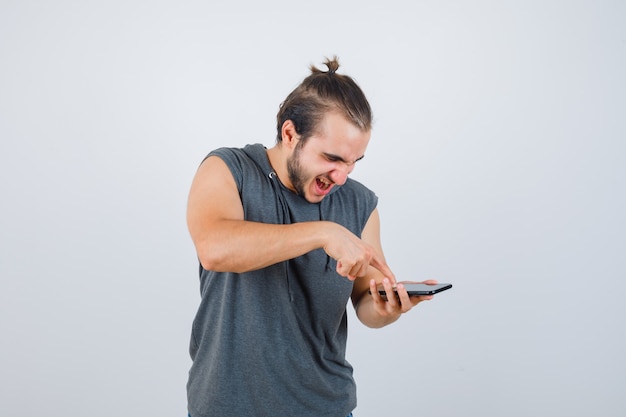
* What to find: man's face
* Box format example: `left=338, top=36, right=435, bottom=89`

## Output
left=286, top=112, right=371, bottom=203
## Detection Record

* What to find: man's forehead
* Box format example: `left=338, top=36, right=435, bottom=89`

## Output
left=305, top=135, right=364, bottom=156
left=306, top=127, right=370, bottom=157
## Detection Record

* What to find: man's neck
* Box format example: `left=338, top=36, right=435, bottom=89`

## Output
left=266, top=145, right=293, bottom=191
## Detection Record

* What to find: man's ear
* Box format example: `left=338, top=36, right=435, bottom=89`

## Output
left=281, top=120, right=299, bottom=150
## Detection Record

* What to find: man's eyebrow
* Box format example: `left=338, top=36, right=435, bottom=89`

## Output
left=323, top=153, right=365, bottom=164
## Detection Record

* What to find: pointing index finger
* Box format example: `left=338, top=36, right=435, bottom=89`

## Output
left=369, top=253, right=396, bottom=284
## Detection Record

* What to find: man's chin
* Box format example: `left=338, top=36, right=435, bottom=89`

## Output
left=302, top=192, right=326, bottom=204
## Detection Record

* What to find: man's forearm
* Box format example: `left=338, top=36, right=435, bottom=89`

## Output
left=194, top=219, right=333, bottom=273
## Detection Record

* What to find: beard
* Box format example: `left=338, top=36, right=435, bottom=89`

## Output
left=286, top=141, right=307, bottom=197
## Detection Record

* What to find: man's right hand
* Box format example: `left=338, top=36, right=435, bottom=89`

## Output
left=322, top=222, right=394, bottom=282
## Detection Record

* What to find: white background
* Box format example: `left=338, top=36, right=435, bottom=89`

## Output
left=1, top=1, right=624, bottom=416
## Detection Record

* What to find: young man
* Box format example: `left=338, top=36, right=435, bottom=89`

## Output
left=186, top=57, right=436, bottom=417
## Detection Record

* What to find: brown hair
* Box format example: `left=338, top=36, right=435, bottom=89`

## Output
left=275, top=56, right=372, bottom=143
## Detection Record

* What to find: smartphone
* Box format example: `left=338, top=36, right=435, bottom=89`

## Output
left=372, top=283, right=452, bottom=298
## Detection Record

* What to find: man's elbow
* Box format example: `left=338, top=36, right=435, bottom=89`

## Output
left=197, top=246, right=249, bottom=274
left=196, top=243, right=228, bottom=272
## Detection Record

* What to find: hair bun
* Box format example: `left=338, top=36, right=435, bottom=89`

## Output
left=325, top=56, right=340, bottom=74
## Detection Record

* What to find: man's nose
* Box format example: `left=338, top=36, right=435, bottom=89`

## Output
left=329, top=163, right=353, bottom=186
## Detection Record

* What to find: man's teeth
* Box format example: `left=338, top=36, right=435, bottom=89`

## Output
left=318, top=177, right=331, bottom=189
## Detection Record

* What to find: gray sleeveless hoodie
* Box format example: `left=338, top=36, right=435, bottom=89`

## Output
left=187, top=144, right=378, bottom=417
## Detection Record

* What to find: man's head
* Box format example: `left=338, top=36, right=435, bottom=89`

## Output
left=274, top=57, right=373, bottom=203
left=276, top=56, right=372, bottom=145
